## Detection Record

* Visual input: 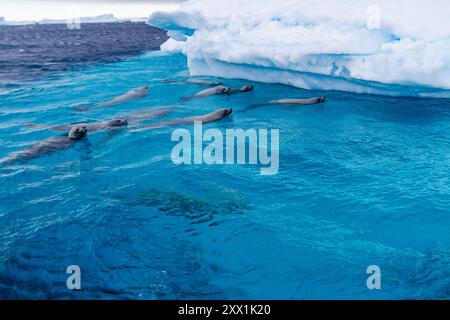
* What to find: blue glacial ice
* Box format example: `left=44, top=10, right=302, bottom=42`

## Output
left=148, top=0, right=450, bottom=98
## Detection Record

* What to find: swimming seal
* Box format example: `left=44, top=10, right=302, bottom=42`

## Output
left=247, top=96, right=326, bottom=110
left=269, top=97, right=326, bottom=105
left=135, top=108, right=233, bottom=130
left=185, top=79, right=223, bottom=86
left=229, top=85, right=254, bottom=95
left=125, top=107, right=173, bottom=123
left=163, top=79, right=222, bottom=86
left=77, top=86, right=149, bottom=111
left=183, top=86, right=232, bottom=100
left=174, top=108, right=233, bottom=124
left=27, top=119, right=128, bottom=133
left=0, top=124, right=88, bottom=165
left=27, top=108, right=173, bottom=133
left=98, top=86, right=149, bottom=108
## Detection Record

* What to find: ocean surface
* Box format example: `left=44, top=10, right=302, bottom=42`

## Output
left=0, top=24, right=450, bottom=300
left=0, top=22, right=168, bottom=84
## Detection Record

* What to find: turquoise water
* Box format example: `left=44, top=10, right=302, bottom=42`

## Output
left=0, top=52, right=449, bottom=299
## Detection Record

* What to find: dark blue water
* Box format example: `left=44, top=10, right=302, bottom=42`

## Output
left=0, top=25, right=449, bottom=300
left=0, top=22, right=168, bottom=85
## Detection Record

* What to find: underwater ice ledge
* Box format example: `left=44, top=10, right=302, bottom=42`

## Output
left=186, top=56, right=450, bottom=98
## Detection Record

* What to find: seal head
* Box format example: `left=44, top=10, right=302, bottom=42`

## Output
left=140, top=86, right=149, bottom=95
left=108, top=119, right=128, bottom=127
left=68, top=124, right=88, bottom=140
left=215, top=108, right=233, bottom=118
left=199, top=108, right=233, bottom=123
left=240, top=85, right=254, bottom=92
left=217, top=86, right=231, bottom=94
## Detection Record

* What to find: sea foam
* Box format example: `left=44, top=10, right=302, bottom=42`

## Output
left=148, top=0, right=450, bottom=97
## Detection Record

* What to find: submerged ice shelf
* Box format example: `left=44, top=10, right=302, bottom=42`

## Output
left=148, top=0, right=450, bottom=98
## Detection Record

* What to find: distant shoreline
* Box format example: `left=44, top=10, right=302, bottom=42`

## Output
left=0, top=14, right=148, bottom=27
left=0, top=20, right=150, bottom=28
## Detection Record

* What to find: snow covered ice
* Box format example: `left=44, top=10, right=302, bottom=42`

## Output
left=148, top=0, right=450, bottom=97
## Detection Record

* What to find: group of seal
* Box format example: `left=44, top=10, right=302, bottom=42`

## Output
left=1, top=77, right=327, bottom=165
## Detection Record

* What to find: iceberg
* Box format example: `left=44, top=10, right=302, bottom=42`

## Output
left=39, top=14, right=120, bottom=25
left=148, top=0, right=450, bottom=98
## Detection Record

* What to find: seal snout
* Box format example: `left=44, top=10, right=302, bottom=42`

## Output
left=109, top=119, right=128, bottom=126
left=68, top=124, right=88, bottom=140
left=240, top=85, right=254, bottom=92
left=224, top=108, right=233, bottom=117
left=139, top=86, right=149, bottom=96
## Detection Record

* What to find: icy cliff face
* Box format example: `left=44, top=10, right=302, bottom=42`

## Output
left=149, top=0, right=450, bottom=97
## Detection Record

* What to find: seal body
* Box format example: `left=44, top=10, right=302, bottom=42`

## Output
left=1, top=124, right=87, bottom=165
left=185, top=79, right=222, bottom=86
left=28, top=108, right=172, bottom=134
left=193, top=86, right=231, bottom=98
left=97, top=86, right=149, bottom=108
left=4, top=137, right=75, bottom=163
left=180, top=108, right=233, bottom=124
left=34, top=119, right=128, bottom=133
left=139, top=108, right=233, bottom=130
left=126, top=107, right=173, bottom=123
left=269, top=97, right=326, bottom=105
left=81, top=119, right=128, bottom=132
left=163, top=79, right=222, bottom=86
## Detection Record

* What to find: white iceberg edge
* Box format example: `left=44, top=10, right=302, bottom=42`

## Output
left=149, top=0, right=450, bottom=98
